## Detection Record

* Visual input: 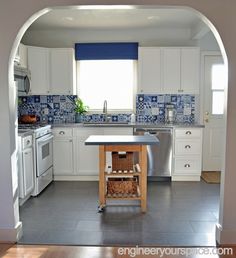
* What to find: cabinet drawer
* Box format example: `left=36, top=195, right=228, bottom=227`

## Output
left=22, top=135, right=33, bottom=149
left=175, top=139, right=201, bottom=155
left=53, top=128, right=73, bottom=137
left=175, top=128, right=202, bottom=139
left=174, top=157, right=201, bottom=174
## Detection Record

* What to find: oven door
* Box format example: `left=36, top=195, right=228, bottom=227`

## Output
left=36, top=134, right=53, bottom=177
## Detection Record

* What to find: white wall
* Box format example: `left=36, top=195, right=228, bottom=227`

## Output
left=0, top=0, right=236, bottom=245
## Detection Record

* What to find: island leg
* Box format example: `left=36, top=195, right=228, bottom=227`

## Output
left=98, top=145, right=106, bottom=212
left=140, top=145, right=147, bottom=212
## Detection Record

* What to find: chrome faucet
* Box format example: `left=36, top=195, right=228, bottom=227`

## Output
left=103, top=100, right=107, bottom=115
left=103, top=100, right=110, bottom=122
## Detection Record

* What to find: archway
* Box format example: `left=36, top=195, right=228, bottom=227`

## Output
left=0, top=1, right=233, bottom=245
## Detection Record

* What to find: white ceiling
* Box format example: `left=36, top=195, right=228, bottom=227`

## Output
left=29, top=8, right=202, bottom=30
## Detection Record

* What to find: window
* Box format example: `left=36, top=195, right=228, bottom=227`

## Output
left=77, top=60, right=136, bottom=111
left=211, top=64, right=226, bottom=115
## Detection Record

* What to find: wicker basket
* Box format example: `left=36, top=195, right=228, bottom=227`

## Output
left=107, top=177, right=138, bottom=195
left=112, top=152, right=133, bottom=171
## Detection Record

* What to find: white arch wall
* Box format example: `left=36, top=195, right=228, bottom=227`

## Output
left=0, top=0, right=235, bottom=244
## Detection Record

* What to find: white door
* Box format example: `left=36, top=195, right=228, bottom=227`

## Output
left=203, top=55, right=226, bottom=171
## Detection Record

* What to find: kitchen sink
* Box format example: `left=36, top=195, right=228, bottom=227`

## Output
left=83, top=121, right=129, bottom=126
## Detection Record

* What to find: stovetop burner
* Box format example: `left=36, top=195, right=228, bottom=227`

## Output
left=18, top=123, right=49, bottom=130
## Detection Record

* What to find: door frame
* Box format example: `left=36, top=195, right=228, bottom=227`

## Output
left=200, top=51, right=225, bottom=171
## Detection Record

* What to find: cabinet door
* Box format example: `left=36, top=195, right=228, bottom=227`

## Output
left=74, top=128, right=103, bottom=176
left=162, top=48, right=181, bottom=93
left=22, top=147, right=34, bottom=196
left=138, top=47, right=162, bottom=93
left=19, top=43, right=28, bottom=68
left=28, top=47, right=50, bottom=94
left=50, top=49, right=76, bottom=95
left=181, top=48, right=200, bottom=93
left=53, top=138, right=75, bottom=175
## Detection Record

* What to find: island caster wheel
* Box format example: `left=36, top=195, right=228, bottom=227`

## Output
left=98, top=205, right=105, bottom=213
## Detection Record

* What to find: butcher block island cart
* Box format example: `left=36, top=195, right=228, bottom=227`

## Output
left=85, top=135, right=159, bottom=212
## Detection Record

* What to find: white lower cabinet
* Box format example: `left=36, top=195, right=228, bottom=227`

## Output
left=53, top=128, right=76, bottom=176
left=18, top=134, right=34, bottom=205
left=74, top=127, right=103, bottom=176
left=22, top=147, right=34, bottom=196
left=172, top=128, right=203, bottom=181
left=52, top=126, right=133, bottom=180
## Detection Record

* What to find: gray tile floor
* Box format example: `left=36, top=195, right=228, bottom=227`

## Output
left=18, top=181, right=220, bottom=246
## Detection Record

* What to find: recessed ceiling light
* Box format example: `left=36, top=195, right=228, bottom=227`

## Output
left=147, top=16, right=160, bottom=20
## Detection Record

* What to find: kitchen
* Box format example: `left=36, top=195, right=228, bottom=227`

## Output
left=15, top=7, right=222, bottom=246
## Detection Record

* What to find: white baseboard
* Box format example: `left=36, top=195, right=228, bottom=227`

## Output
left=216, top=223, right=236, bottom=244
left=54, top=175, right=99, bottom=181
left=0, top=222, right=22, bottom=243
left=171, top=175, right=200, bottom=181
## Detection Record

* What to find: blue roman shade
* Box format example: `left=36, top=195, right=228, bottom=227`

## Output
left=75, top=42, right=138, bottom=60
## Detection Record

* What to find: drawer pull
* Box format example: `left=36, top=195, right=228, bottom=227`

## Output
left=59, top=131, right=65, bottom=135
left=185, top=145, right=191, bottom=149
left=26, top=140, right=31, bottom=145
left=186, top=131, right=192, bottom=135
left=184, top=164, right=191, bottom=168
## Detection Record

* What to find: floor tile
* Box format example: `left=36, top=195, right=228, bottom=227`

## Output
left=19, top=180, right=219, bottom=246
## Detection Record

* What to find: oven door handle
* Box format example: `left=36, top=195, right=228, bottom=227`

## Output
left=37, top=135, right=54, bottom=145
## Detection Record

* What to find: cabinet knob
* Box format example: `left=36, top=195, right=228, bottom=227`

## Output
left=27, top=140, right=31, bottom=145
left=186, top=131, right=192, bottom=135
left=69, top=139, right=72, bottom=142
left=184, top=164, right=190, bottom=168
left=185, top=145, right=191, bottom=149
left=59, top=131, right=65, bottom=135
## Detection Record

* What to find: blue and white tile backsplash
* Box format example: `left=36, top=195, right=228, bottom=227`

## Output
left=136, top=94, right=195, bottom=123
left=18, top=95, right=131, bottom=123
left=18, top=95, right=78, bottom=123
left=18, top=94, right=196, bottom=124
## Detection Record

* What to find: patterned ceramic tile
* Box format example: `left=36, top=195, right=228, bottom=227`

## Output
left=136, top=94, right=195, bottom=123
left=18, top=95, right=77, bottom=124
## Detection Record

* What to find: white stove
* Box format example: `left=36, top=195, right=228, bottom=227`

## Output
left=18, top=124, right=53, bottom=196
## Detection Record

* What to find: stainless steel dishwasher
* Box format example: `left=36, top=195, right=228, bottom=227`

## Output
left=134, top=128, right=173, bottom=181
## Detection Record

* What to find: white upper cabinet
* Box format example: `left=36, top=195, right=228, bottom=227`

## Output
left=18, top=43, right=28, bottom=68
left=28, top=46, right=76, bottom=95
left=138, top=47, right=200, bottom=94
left=162, top=48, right=181, bottom=93
left=138, top=47, right=162, bottom=93
left=28, top=46, right=50, bottom=95
left=181, top=48, right=200, bottom=93
left=50, top=48, right=76, bottom=95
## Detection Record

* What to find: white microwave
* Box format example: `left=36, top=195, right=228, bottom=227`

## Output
left=14, top=65, right=31, bottom=95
